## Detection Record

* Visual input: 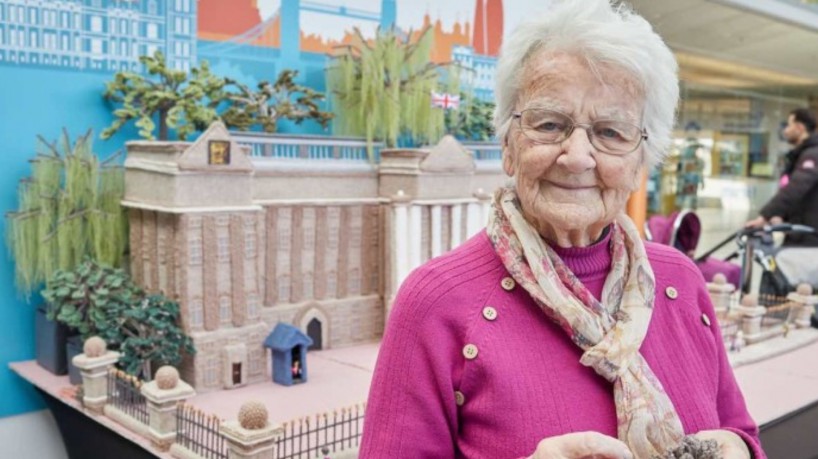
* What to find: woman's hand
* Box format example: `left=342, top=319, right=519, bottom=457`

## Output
left=692, top=429, right=751, bottom=459
left=528, top=432, right=633, bottom=459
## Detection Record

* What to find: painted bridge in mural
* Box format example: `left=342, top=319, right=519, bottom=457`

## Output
left=197, top=0, right=394, bottom=63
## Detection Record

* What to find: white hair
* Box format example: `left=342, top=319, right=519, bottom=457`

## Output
left=493, top=0, right=679, bottom=168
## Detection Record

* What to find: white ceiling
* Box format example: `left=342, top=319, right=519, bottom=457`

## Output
left=626, top=0, right=818, bottom=93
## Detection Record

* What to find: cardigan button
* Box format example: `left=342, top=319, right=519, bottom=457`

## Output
left=701, top=314, right=711, bottom=327
left=501, top=277, right=516, bottom=291
left=665, top=286, right=678, bottom=299
left=482, top=306, right=498, bottom=321
left=463, top=344, right=479, bottom=360
left=454, top=391, right=465, bottom=406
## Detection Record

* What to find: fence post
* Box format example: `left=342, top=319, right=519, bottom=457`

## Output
left=473, top=188, right=493, bottom=233
left=788, top=284, right=818, bottom=329
left=221, top=401, right=282, bottom=459
left=72, top=337, right=120, bottom=414
left=386, top=190, right=412, bottom=315
left=140, top=366, right=196, bottom=451
left=707, top=273, right=736, bottom=321
left=738, top=294, right=766, bottom=343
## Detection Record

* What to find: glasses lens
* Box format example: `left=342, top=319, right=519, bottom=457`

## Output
left=591, top=121, right=642, bottom=154
left=520, top=110, right=571, bottom=143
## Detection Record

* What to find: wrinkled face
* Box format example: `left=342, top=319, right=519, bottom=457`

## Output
left=502, top=52, right=647, bottom=247
left=782, top=114, right=805, bottom=145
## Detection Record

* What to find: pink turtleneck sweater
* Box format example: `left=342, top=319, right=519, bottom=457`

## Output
left=361, top=231, right=764, bottom=459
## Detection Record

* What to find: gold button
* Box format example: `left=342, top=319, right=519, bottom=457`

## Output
left=665, top=286, right=678, bottom=299
left=463, top=344, right=479, bottom=360
left=482, top=306, right=498, bottom=321
left=501, top=277, right=516, bottom=291
left=454, top=391, right=465, bottom=406
left=701, top=314, right=711, bottom=327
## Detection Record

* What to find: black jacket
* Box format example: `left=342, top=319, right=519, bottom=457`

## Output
left=761, top=133, right=818, bottom=246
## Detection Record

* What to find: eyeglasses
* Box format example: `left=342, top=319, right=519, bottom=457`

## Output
left=512, top=109, right=648, bottom=155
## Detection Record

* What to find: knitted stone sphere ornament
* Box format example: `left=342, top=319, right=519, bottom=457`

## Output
left=83, top=336, right=107, bottom=358
left=238, top=401, right=268, bottom=430
left=155, top=366, right=180, bottom=390
left=652, top=437, right=723, bottom=459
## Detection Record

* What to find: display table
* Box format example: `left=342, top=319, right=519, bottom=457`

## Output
left=734, top=338, right=818, bottom=458
left=11, top=337, right=818, bottom=459
left=9, top=361, right=172, bottom=459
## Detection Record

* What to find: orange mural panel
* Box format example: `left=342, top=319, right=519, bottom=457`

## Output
left=411, top=15, right=471, bottom=63
left=486, top=0, right=504, bottom=56
left=474, top=0, right=503, bottom=56
left=473, top=0, right=486, bottom=54
left=198, top=0, right=262, bottom=41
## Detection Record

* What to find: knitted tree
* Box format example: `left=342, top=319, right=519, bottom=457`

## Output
left=102, top=51, right=226, bottom=141
left=6, top=130, right=127, bottom=298
left=327, top=27, right=460, bottom=159
left=221, top=69, right=334, bottom=133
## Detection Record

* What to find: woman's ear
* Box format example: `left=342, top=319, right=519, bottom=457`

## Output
left=628, top=159, right=649, bottom=193
left=502, top=135, right=515, bottom=177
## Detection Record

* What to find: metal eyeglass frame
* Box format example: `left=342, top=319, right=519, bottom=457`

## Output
left=511, top=109, right=649, bottom=155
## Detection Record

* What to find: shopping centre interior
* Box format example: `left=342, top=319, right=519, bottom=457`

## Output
left=4, top=0, right=818, bottom=458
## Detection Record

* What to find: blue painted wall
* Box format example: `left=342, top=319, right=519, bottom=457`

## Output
left=0, top=0, right=332, bottom=416
left=0, top=66, right=139, bottom=417
left=0, top=42, right=329, bottom=421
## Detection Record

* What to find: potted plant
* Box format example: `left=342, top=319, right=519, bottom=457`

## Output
left=220, top=69, right=334, bottom=133
left=326, top=26, right=461, bottom=160
left=42, top=260, right=136, bottom=383
left=115, top=294, right=195, bottom=380
left=43, top=259, right=195, bottom=381
left=5, top=130, right=127, bottom=375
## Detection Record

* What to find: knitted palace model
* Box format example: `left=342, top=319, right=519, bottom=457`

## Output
left=122, top=121, right=497, bottom=391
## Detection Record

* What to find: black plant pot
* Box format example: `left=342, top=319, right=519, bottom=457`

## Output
left=34, top=305, right=69, bottom=375
left=66, top=335, right=84, bottom=385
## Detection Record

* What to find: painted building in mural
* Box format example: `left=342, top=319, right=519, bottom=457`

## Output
left=452, top=45, right=498, bottom=101
left=0, top=0, right=197, bottom=72
left=452, top=0, right=501, bottom=101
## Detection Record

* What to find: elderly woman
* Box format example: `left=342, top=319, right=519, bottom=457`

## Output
left=360, top=1, right=763, bottom=458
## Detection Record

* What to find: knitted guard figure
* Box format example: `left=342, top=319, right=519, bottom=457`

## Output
left=653, top=436, right=722, bottom=459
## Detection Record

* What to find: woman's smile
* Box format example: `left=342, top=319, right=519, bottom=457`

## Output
left=543, top=180, right=596, bottom=191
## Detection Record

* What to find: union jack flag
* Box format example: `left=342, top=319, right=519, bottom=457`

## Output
left=431, top=92, right=460, bottom=110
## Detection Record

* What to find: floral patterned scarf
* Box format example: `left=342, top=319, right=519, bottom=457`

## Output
left=487, top=187, right=684, bottom=458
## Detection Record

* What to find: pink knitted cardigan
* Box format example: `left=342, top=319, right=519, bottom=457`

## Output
left=360, top=231, right=764, bottom=459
